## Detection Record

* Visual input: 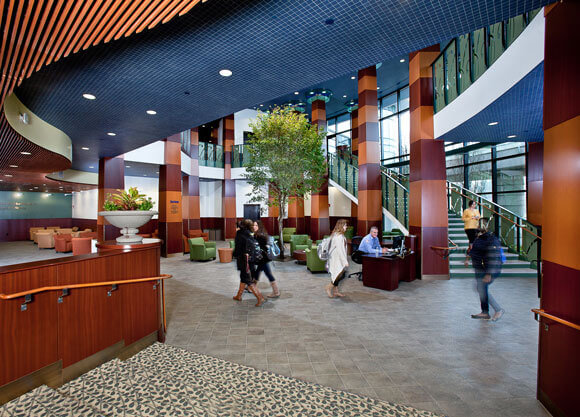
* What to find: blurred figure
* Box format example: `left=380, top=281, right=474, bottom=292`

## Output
left=232, top=219, right=266, bottom=306
left=462, top=200, right=481, bottom=266
left=470, top=229, right=504, bottom=321
left=325, top=219, right=349, bottom=298
left=253, top=220, right=280, bottom=298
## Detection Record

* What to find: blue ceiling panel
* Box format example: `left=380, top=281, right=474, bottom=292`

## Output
left=437, top=63, right=544, bottom=143
left=15, top=0, right=550, bottom=170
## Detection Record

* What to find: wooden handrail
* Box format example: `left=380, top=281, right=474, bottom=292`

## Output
left=448, top=186, right=541, bottom=240
left=532, top=309, right=580, bottom=332
left=0, top=274, right=172, bottom=300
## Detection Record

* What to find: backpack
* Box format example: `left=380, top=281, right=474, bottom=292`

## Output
left=499, top=247, right=506, bottom=264
left=267, top=236, right=280, bottom=259
left=247, top=237, right=264, bottom=263
left=317, top=236, right=332, bottom=261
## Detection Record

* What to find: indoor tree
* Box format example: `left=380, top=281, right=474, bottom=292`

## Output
left=244, top=106, right=327, bottom=258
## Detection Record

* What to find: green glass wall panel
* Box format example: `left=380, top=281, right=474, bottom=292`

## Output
left=433, top=55, right=445, bottom=112
left=199, top=142, right=207, bottom=166
left=233, top=145, right=241, bottom=167
left=457, top=34, right=472, bottom=93
left=487, top=23, right=504, bottom=66
left=444, top=39, right=458, bottom=104
left=0, top=192, right=72, bottom=219
left=506, top=15, right=525, bottom=47
left=207, top=143, right=215, bottom=167
left=471, top=28, right=487, bottom=81
left=216, top=145, right=224, bottom=168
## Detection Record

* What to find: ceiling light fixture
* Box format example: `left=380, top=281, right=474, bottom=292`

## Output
left=343, top=95, right=347, bottom=98
left=107, top=132, right=116, bottom=136
left=507, top=134, right=517, bottom=138
left=377, top=87, right=380, bottom=90
left=219, top=69, right=233, bottom=77
left=4, top=174, right=13, bottom=177
left=351, top=76, right=356, bottom=80
left=260, top=104, right=264, bottom=107
left=400, top=59, right=405, bottom=63
left=20, top=151, right=31, bottom=155
left=89, top=166, right=94, bottom=169
left=82, top=93, right=96, bottom=100
left=488, top=121, right=499, bottom=126
left=9, top=165, right=18, bottom=168
left=146, top=110, right=157, bottom=115
left=82, top=147, right=89, bottom=150
left=294, top=91, right=299, bottom=95
left=126, top=165, right=131, bottom=168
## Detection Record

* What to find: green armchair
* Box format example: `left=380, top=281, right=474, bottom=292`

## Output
left=188, top=237, right=217, bottom=261
left=228, top=240, right=235, bottom=249
left=306, top=246, right=326, bottom=272
left=345, top=226, right=354, bottom=240
left=283, top=227, right=296, bottom=243
left=290, top=234, right=312, bottom=256
left=382, top=228, right=404, bottom=238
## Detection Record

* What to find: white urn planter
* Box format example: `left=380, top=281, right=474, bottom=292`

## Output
left=98, top=210, right=158, bottom=243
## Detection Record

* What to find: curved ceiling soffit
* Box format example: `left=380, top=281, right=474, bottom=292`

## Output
left=0, top=0, right=208, bottom=184
left=45, top=169, right=98, bottom=186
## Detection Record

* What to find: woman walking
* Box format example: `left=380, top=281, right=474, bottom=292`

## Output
left=232, top=219, right=266, bottom=306
left=253, top=220, right=281, bottom=298
left=462, top=200, right=481, bottom=267
left=325, top=219, right=349, bottom=298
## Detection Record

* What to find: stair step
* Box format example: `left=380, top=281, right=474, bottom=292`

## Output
left=450, top=270, right=538, bottom=278
left=450, top=260, right=534, bottom=269
left=0, top=385, right=96, bottom=416
left=449, top=252, right=519, bottom=260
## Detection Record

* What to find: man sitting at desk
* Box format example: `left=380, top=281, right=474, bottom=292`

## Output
left=358, top=226, right=387, bottom=255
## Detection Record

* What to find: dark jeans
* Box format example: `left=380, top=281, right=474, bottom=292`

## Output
left=475, top=271, right=501, bottom=314
left=333, top=269, right=346, bottom=287
left=254, top=261, right=275, bottom=282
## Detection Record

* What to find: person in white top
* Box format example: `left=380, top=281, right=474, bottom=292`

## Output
left=325, top=219, right=349, bottom=298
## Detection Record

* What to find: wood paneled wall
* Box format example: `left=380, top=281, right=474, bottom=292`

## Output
left=310, top=100, right=330, bottom=241
left=0, top=244, right=162, bottom=395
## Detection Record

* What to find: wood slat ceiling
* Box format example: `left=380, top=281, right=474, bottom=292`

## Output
left=0, top=0, right=206, bottom=191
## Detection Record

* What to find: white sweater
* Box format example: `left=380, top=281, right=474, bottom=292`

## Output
left=327, top=233, right=348, bottom=283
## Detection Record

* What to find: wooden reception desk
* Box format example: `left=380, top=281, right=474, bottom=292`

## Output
left=361, top=251, right=416, bottom=291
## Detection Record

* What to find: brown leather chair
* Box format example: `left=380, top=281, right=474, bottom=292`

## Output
left=72, top=237, right=92, bottom=256
left=189, top=229, right=209, bottom=241
left=37, top=232, right=55, bottom=249
left=54, top=234, right=73, bottom=252
left=58, top=228, right=74, bottom=235
left=183, top=235, right=190, bottom=254
left=79, top=231, right=98, bottom=239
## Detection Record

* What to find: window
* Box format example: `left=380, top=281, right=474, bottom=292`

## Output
left=381, top=93, right=397, bottom=118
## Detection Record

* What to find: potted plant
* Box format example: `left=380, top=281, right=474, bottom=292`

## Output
left=98, top=187, right=157, bottom=243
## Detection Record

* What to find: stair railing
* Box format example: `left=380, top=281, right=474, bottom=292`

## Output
left=380, top=167, right=409, bottom=230
left=328, top=153, right=358, bottom=198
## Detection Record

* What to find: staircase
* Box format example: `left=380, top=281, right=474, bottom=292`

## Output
left=447, top=213, right=538, bottom=279
left=1, top=343, right=440, bottom=417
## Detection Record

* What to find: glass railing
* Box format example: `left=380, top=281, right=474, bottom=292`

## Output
left=447, top=182, right=540, bottom=265
left=232, top=144, right=252, bottom=168
left=199, top=143, right=224, bottom=168
left=328, top=153, right=358, bottom=197
left=433, top=8, right=541, bottom=113
left=381, top=168, right=409, bottom=229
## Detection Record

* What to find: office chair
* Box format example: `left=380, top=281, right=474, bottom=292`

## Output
left=349, top=236, right=364, bottom=281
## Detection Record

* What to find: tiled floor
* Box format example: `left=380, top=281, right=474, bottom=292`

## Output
left=1, top=241, right=551, bottom=417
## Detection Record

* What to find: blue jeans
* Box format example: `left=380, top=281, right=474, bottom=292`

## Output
left=254, top=262, right=276, bottom=282
left=475, top=271, right=501, bottom=314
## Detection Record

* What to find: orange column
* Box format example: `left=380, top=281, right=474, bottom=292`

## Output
left=287, top=197, right=305, bottom=234
left=537, top=3, right=580, bottom=416
left=266, top=184, right=280, bottom=236
left=357, top=66, right=382, bottom=237
left=310, top=99, right=330, bottom=240
left=351, top=108, right=359, bottom=156
left=159, top=134, right=182, bottom=257
left=222, top=114, right=236, bottom=239
left=408, top=45, right=448, bottom=278
left=97, top=156, right=124, bottom=241
left=183, top=128, right=201, bottom=233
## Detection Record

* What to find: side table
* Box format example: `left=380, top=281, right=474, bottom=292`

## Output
left=218, top=247, right=234, bottom=263
left=293, top=249, right=307, bottom=265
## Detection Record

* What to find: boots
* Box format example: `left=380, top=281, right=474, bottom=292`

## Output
left=233, top=283, right=246, bottom=301
left=248, top=284, right=267, bottom=307
left=268, top=281, right=280, bottom=298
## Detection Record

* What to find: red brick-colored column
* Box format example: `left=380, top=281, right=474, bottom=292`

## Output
left=357, top=66, right=382, bottom=238
left=97, top=156, right=124, bottom=241
left=310, top=99, right=330, bottom=240
left=408, top=45, right=448, bottom=278
left=287, top=197, right=306, bottom=234
left=159, top=134, right=182, bottom=257
left=527, top=142, right=543, bottom=227
left=222, top=114, right=236, bottom=239
left=266, top=185, right=280, bottom=236
left=183, top=128, right=201, bottom=234
left=537, top=3, right=580, bottom=416
left=351, top=108, right=359, bottom=156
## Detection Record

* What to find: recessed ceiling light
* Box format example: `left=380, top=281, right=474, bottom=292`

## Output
left=89, top=166, right=94, bottom=169
left=29, top=188, right=33, bottom=191
left=400, top=59, right=405, bottom=63
left=343, top=95, right=347, bottom=98
left=294, top=91, right=299, bottom=95
left=4, top=174, right=12, bottom=177
left=34, top=186, right=38, bottom=189
left=20, top=151, right=31, bottom=155
left=146, top=110, right=157, bottom=115
left=126, top=165, right=131, bottom=168
left=9, top=165, right=18, bottom=168
left=82, top=147, right=89, bottom=150
left=156, top=171, right=159, bottom=174
left=377, top=87, right=380, bottom=90
left=202, top=125, right=206, bottom=127
left=219, top=69, right=232, bottom=77
left=507, top=134, right=517, bottom=138
left=82, top=93, right=96, bottom=100
left=107, top=132, right=116, bottom=136
left=488, top=121, right=499, bottom=126
left=260, top=104, right=264, bottom=107
left=351, top=76, right=356, bottom=80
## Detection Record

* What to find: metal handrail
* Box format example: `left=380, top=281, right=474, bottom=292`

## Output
left=0, top=274, right=172, bottom=332
left=381, top=168, right=409, bottom=192
left=532, top=309, right=580, bottom=332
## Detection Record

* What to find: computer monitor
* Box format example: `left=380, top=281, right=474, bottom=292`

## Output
left=392, top=235, right=404, bottom=251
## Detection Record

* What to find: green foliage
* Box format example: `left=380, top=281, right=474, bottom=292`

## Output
left=103, top=187, right=154, bottom=211
left=244, top=106, right=327, bottom=256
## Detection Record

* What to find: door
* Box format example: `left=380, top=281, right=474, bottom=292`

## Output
left=243, top=204, right=261, bottom=221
